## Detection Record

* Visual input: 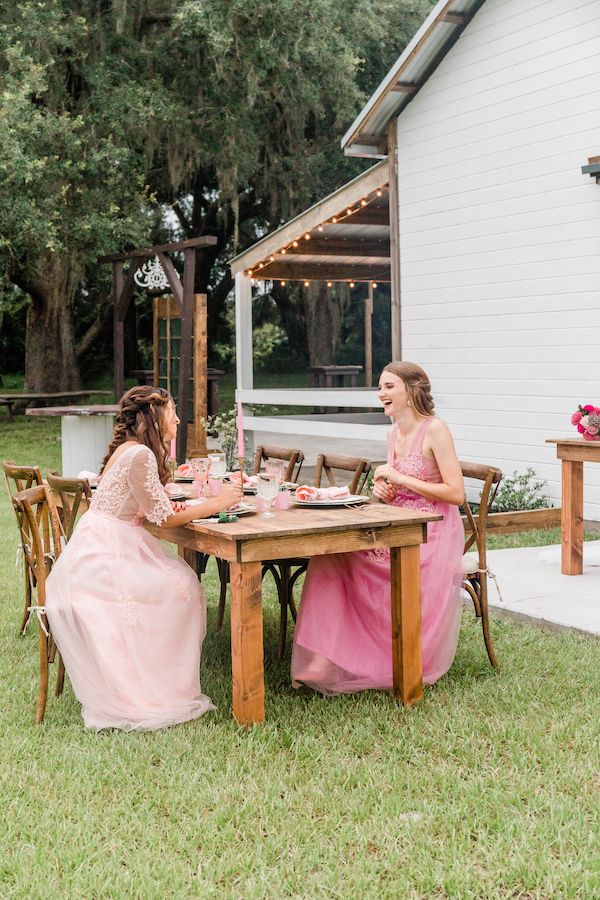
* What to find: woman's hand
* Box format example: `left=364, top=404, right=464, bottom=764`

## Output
left=374, top=463, right=402, bottom=486
left=171, top=500, right=188, bottom=513
left=372, top=478, right=396, bottom=504
left=216, top=481, right=243, bottom=511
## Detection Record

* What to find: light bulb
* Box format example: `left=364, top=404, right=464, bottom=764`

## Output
left=349, top=281, right=355, bottom=288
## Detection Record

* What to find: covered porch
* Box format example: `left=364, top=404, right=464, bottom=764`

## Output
left=230, top=159, right=399, bottom=462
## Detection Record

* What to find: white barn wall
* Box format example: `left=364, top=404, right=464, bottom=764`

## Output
left=395, top=0, right=600, bottom=518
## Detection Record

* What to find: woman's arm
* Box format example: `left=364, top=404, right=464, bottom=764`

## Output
left=374, top=419, right=464, bottom=506
left=158, top=482, right=243, bottom=528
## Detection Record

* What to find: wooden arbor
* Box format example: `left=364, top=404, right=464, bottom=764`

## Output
left=101, top=236, right=217, bottom=461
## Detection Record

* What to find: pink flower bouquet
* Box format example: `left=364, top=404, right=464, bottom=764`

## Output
left=571, top=404, right=600, bottom=441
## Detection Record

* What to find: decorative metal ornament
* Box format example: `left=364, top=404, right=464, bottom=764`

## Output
left=134, top=255, right=170, bottom=291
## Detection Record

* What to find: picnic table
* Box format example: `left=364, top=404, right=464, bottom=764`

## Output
left=149, top=501, right=439, bottom=724
left=546, top=437, right=600, bottom=574
left=0, top=389, right=112, bottom=419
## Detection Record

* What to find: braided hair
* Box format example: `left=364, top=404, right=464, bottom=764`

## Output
left=100, top=386, right=172, bottom=484
left=382, top=361, right=435, bottom=417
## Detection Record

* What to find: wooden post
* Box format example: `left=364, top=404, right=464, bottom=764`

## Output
left=229, top=560, right=265, bottom=724
left=193, top=293, right=208, bottom=452
left=390, top=544, right=422, bottom=706
left=561, top=459, right=584, bottom=575
left=177, top=248, right=196, bottom=463
left=388, top=120, right=402, bottom=361
left=112, top=262, right=124, bottom=401
left=235, top=272, right=254, bottom=392
left=365, top=282, right=373, bottom=387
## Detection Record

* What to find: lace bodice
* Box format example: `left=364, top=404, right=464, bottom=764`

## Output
left=386, top=419, right=442, bottom=515
left=90, top=444, right=173, bottom=525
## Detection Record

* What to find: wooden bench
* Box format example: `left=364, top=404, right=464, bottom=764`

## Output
left=0, top=390, right=112, bottom=414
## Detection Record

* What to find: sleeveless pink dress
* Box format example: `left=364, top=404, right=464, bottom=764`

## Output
left=46, top=444, right=214, bottom=730
left=291, top=418, right=464, bottom=693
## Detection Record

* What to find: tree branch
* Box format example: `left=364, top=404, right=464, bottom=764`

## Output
left=75, top=296, right=113, bottom=360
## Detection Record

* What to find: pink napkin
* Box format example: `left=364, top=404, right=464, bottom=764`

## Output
left=294, top=485, right=351, bottom=501
left=177, top=463, right=193, bottom=478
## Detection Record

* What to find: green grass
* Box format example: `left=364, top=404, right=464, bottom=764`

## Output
left=1, top=416, right=599, bottom=898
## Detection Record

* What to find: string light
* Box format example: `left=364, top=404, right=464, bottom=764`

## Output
left=280, top=280, right=287, bottom=286
left=304, top=281, right=310, bottom=287
left=244, top=183, right=387, bottom=279
left=349, top=281, right=355, bottom=288
left=327, top=281, right=333, bottom=288
left=372, top=282, right=378, bottom=288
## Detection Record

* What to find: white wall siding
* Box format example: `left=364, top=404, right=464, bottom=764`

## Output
left=395, top=0, right=600, bottom=519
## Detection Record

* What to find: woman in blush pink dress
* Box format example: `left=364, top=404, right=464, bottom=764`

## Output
left=291, top=361, right=465, bottom=695
left=46, top=386, right=243, bottom=730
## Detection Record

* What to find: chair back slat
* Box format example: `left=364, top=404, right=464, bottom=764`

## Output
left=253, top=445, right=305, bottom=483
left=460, top=461, right=503, bottom=559
left=46, top=473, right=92, bottom=540
left=314, top=453, right=371, bottom=495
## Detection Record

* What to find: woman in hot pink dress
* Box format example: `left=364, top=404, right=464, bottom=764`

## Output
left=46, top=386, right=243, bottom=730
left=291, top=361, right=465, bottom=694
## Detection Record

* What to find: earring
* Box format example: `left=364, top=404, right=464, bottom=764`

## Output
left=407, top=399, right=412, bottom=406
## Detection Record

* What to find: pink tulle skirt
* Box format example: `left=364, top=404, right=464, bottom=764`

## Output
left=46, top=510, right=214, bottom=730
left=291, top=502, right=464, bottom=694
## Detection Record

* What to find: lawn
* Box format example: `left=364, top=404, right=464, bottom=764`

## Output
left=0, top=414, right=598, bottom=898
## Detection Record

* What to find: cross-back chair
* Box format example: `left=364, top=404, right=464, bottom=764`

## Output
left=460, top=461, right=503, bottom=669
left=12, top=484, right=66, bottom=723
left=252, top=445, right=305, bottom=484
left=314, top=452, right=371, bottom=495
left=3, top=461, right=45, bottom=633
left=262, top=452, right=372, bottom=660
left=46, top=473, right=92, bottom=540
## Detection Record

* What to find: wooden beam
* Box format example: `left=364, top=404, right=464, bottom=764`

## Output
left=283, top=238, right=390, bottom=258
left=334, top=206, right=389, bottom=227
left=390, top=83, right=419, bottom=94
left=157, top=252, right=184, bottom=306
left=113, top=262, right=124, bottom=401
left=388, top=121, right=402, bottom=360
left=365, top=282, right=373, bottom=388
left=441, top=12, right=471, bottom=25
left=255, top=262, right=391, bottom=282
left=116, top=255, right=144, bottom=318
left=100, top=235, right=217, bottom=263
left=176, top=247, right=195, bottom=463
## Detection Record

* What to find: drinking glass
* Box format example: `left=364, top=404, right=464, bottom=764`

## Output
left=256, top=474, right=278, bottom=518
left=208, top=451, right=227, bottom=479
left=191, top=457, right=211, bottom=498
left=265, top=459, right=286, bottom=485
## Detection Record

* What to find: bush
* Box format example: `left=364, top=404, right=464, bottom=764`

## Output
left=491, top=467, right=551, bottom=512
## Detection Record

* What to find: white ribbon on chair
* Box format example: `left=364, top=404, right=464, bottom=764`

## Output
left=25, top=605, right=50, bottom=637
left=478, top=566, right=504, bottom=603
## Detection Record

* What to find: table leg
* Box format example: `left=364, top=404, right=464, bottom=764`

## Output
left=561, top=459, right=583, bottom=575
left=390, top=545, right=423, bottom=706
left=229, top=560, right=265, bottom=724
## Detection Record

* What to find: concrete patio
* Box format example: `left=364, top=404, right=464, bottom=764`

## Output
left=484, top=541, right=600, bottom=637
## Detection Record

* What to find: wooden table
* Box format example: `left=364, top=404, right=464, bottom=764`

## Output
left=546, top=437, right=600, bottom=574
left=27, top=405, right=118, bottom=477
left=151, top=502, right=439, bottom=725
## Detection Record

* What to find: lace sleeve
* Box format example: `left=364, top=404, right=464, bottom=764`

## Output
left=127, top=447, right=173, bottom=525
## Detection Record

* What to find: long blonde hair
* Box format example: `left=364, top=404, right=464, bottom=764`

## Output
left=100, top=386, right=172, bottom=484
left=382, top=361, right=435, bottom=417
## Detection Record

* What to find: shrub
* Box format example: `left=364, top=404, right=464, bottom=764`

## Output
left=491, top=467, right=551, bottom=512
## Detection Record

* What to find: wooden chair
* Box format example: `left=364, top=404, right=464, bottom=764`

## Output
left=460, top=461, right=503, bottom=669
left=12, top=485, right=66, bottom=723
left=2, top=461, right=45, bottom=634
left=211, top=445, right=306, bottom=631
left=263, top=453, right=372, bottom=660
left=46, top=473, right=92, bottom=540
left=252, top=444, right=305, bottom=483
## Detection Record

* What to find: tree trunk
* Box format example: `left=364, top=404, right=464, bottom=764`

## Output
left=303, top=283, right=345, bottom=366
left=18, top=255, right=81, bottom=392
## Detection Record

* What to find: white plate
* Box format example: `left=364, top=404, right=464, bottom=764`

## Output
left=291, top=495, right=368, bottom=508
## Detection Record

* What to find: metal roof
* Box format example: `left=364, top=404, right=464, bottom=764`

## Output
left=342, top=0, right=487, bottom=158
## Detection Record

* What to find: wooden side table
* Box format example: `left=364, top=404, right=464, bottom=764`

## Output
left=546, top=438, right=600, bottom=574
left=310, top=365, right=363, bottom=413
